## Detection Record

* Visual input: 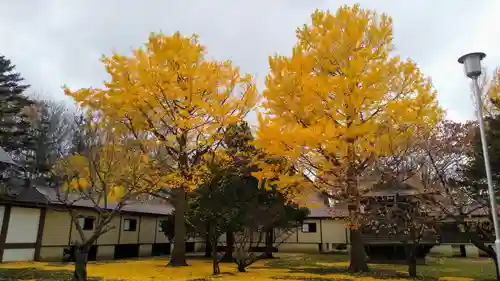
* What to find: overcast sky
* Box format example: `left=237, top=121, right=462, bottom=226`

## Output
left=0, top=0, right=498, bottom=123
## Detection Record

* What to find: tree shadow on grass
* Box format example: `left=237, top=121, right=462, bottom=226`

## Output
left=262, top=255, right=348, bottom=269
left=270, top=277, right=352, bottom=281
left=186, top=272, right=236, bottom=281
left=271, top=267, right=438, bottom=281
left=0, top=267, right=116, bottom=281
left=44, top=261, right=72, bottom=267
left=256, top=260, right=441, bottom=281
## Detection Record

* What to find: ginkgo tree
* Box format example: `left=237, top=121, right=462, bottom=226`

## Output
left=54, top=115, right=164, bottom=281
left=254, top=5, right=442, bottom=272
left=64, top=32, right=259, bottom=266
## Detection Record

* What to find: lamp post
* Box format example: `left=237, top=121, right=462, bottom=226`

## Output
left=458, top=52, right=500, bottom=266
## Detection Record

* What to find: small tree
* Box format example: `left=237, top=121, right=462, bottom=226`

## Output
left=364, top=186, right=439, bottom=277
left=258, top=185, right=309, bottom=259
left=54, top=116, right=163, bottom=281
left=386, top=119, right=497, bottom=278
left=459, top=115, right=500, bottom=280
left=187, top=170, right=309, bottom=274
left=64, top=32, right=258, bottom=266
left=187, top=173, right=249, bottom=275
left=232, top=179, right=309, bottom=272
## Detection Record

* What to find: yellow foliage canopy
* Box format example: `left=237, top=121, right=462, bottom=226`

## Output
left=64, top=32, right=259, bottom=191
left=254, top=5, right=442, bottom=196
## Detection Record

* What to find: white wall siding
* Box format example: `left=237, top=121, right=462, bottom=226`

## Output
left=3, top=248, right=35, bottom=262
left=321, top=220, right=348, bottom=244
left=6, top=207, right=40, bottom=243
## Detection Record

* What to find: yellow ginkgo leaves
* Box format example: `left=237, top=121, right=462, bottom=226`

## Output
left=255, top=4, right=442, bottom=196
left=64, top=32, right=259, bottom=193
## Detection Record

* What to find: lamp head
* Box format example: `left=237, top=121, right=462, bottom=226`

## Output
left=458, top=52, right=486, bottom=79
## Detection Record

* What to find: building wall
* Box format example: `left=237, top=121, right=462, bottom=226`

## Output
left=0, top=203, right=174, bottom=262
left=97, top=216, right=120, bottom=245
left=139, top=244, right=152, bottom=257
left=155, top=217, right=169, bottom=243
left=69, top=209, right=97, bottom=245
left=214, top=219, right=349, bottom=254
left=297, top=219, right=322, bottom=243
left=38, top=207, right=171, bottom=261
left=321, top=219, right=348, bottom=244
left=273, top=219, right=348, bottom=254
left=0, top=202, right=355, bottom=262
left=139, top=216, right=156, bottom=244
left=429, top=244, right=481, bottom=258
left=119, top=215, right=139, bottom=244
left=97, top=245, right=114, bottom=260
left=467, top=245, right=480, bottom=257
left=42, top=210, right=71, bottom=246
left=278, top=243, right=319, bottom=253
left=43, top=208, right=121, bottom=246
left=279, top=228, right=299, bottom=243
left=1, top=206, right=41, bottom=262
left=194, top=241, right=205, bottom=252
left=6, top=207, right=40, bottom=244
left=39, top=246, right=65, bottom=261
left=3, top=249, right=36, bottom=262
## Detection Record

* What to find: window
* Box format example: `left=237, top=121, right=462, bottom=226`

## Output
left=158, top=220, right=168, bottom=232
left=77, top=216, right=95, bottom=231
left=301, top=223, right=317, bottom=233
left=123, top=218, right=137, bottom=231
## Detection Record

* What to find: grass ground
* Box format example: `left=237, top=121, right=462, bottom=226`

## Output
left=0, top=253, right=495, bottom=281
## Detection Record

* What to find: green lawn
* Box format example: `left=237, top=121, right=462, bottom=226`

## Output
left=264, top=253, right=497, bottom=280
left=0, top=253, right=495, bottom=281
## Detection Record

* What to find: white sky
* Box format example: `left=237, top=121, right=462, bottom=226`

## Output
left=1, top=0, right=499, bottom=123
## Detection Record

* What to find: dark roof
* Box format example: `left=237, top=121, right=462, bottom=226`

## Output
left=36, top=187, right=174, bottom=215
left=1, top=186, right=174, bottom=216
left=301, top=191, right=348, bottom=219
left=15, top=186, right=52, bottom=204
left=0, top=146, right=15, bottom=165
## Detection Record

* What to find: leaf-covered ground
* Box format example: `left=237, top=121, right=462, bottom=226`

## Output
left=0, top=253, right=495, bottom=281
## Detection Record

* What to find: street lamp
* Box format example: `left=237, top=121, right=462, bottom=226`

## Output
left=458, top=52, right=500, bottom=265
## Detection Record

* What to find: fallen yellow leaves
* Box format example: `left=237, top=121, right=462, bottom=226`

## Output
left=0, top=258, right=480, bottom=281
left=439, top=278, right=473, bottom=281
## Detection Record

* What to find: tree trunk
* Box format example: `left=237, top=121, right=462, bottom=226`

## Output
left=263, top=229, right=274, bottom=259
left=349, top=228, right=368, bottom=272
left=469, top=234, right=499, bottom=280
left=494, top=253, right=500, bottom=281
left=72, top=245, right=89, bottom=281
left=211, top=238, right=220, bottom=275
left=168, top=188, right=188, bottom=266
left=205, top=235, right=212, bottom=258
left=408, top=258, right=417, bottom=278
left=459, top=245, right=466, bottom=257
left=205, top=225, right=212, bottom=258
left=237, top=261, right=246, bottom=272
left=404, top=243, right=417, bottom=277
left=346, top=151, right=368, bottom=273
left=221, top=230, right=234, bottom=262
